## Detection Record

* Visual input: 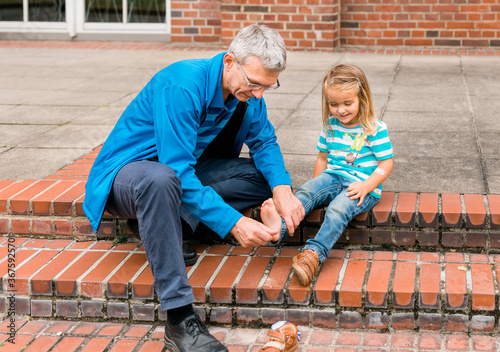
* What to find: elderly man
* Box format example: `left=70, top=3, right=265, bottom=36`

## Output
left=83, top=24, right=304, bottom=351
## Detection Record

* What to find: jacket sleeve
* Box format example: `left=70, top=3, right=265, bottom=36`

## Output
left=152, top=85, right=242, bottom=237
left=245, top=99, right=292, bottom=190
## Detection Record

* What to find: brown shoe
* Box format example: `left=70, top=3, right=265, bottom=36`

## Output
left=292, top=249, right=319, bottom=286
left=259, top=321, right=300, bottom=351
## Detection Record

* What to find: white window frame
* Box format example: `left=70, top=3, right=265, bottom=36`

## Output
left=0, top=0, right=171, bottom=39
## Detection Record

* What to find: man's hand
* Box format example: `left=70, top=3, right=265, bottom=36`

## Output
left=272, top=185, right=305, bottom=236
left=230, top=216, right=279, bottom=248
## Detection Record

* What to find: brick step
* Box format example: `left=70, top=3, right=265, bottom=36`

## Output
left=3, top=318, right=500, bottom=352
left=1, top=147, right=500, bottom=251
left=2, top=237, right=500, bottom=334
left=2, top=317, right=500, bottom=351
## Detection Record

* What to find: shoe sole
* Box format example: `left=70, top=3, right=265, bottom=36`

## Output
left=164, top=337, right=180, bottom=352
left=292, top=262, right=310, bottom=286
left=184, top=256, right=197, bottom=267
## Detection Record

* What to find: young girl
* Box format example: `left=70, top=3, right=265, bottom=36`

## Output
left=261, top=64, right=394, bottom=286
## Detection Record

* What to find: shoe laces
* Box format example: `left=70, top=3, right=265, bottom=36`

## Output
left=183, top=315, right=208, bottom=337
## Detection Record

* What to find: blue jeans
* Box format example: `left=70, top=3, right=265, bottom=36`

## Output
left=105, top=157, right=272, bottom=310
left=278, top=172, right=378, bottom=263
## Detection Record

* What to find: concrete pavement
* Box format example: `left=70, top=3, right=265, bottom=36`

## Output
left=0, top=43, right=499, bottom=197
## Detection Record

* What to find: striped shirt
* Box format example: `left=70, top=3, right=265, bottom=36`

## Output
left=317, top=117, right=393, bottom=198
left=194, top=96, right=239, bottom=160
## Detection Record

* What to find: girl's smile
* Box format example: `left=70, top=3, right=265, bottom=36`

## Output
left=327, top=88, right=360, bottom=128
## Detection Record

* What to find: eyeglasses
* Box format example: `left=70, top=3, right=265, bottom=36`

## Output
left=233, top=55, right=280, bottom=91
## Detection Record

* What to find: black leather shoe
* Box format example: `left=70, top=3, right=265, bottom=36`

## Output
left=164, top=314, right=228, bottom=352
left=127, top=219, right=198, bottom=267
left=183, top=246, right=197, bottom=267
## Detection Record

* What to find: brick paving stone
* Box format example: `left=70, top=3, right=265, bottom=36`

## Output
left=235, top=256, right=272, bottom=304
left=464, top=194, right=487, bottom=228
left=338, top=259, right=368, bottom=307
left=210, top=256, right=247, bottom=303
left=470, top=263, right=495, bottom=311
left=393, top=261, right=416, bottom=308
left=445, top=263, right=468, bottom=310
left=31, top=250, right=82, bottom=295
left=372, top=192, right=394, bottom=225
left=3, top=320, right=500, bottom=351
left=395, top=192, right=417, bottom=227
left=79, top=338, right=113, bottom=352
left=31, top=180, right=79, bottom=215
left=56, top=251, right=107, bottom=296
left=262, top=256, right=293, bottom=304
left=189, top=255, right=224, bottom=302
left=137, top=341, right=164, bottom=352
left=80, top=251, right=128, bottom=298
left=365, top=260, right=392, bottom=308
left=52, top=182, right=86, bottom=216
left=131, top=265, right=154, bottom=299
left=23, top=335, right=59, bottom=352
left=9, top=180, right=57, bottom=215
left=487, top=194, right=500, bottom=228
left=418, top=193, right=439, bottom=227
left=13, top=249, right=59, bottom=295
left=107, top=253, right=148, bottom=298
left=107, top=339, right=140, bottom=352
left=314, top=258, right=343, bottom=305
left=419, top=263, right=441, bottom=309
left=442, top=193, right=463, bottom=228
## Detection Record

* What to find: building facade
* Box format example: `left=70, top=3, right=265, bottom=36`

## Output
left=0, top=0, right=498, bottom=51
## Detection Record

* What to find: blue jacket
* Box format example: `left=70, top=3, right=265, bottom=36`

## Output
left=83, top=52, right=292, bottom=237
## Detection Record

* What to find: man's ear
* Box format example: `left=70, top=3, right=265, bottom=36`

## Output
left=223, top=53, right=235, bottom=70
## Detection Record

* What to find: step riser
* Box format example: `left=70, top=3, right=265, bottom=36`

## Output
left=2, top=239, right=500, bottom=333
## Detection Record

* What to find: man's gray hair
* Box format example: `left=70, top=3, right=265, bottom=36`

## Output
left=228, top=24, right=287, bottom=74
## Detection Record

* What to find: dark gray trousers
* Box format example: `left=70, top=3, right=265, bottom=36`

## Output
left=105, top=157, right=272, bottom=310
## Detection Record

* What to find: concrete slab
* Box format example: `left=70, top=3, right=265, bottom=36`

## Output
left=383, top=111, right=472, bottom=133
left=266, top=109, right=296, bottom=130
left=390, top=131, right=479, bottom=159
left=18, top=124, right=114, bottom=149
left=485, top=159, right=500, bottom=194
left=276, top=129, right=321, bottom=155
left=264, top=93, right=308, bottom=110
left=0, top=147, right=90, bottom=180
left=0, top=44, right=498, bottom=195
left=282, top=154, right=318, bottom=189
left=0, top=105, right=94, bottom=124
left=478, top=133, right=500, bottom=158
left=279, top=109, right=323, bottom=130
left=70, top=106, right=125, bottom=125
left=386, top=89, right=469, bottom=112
left=384, top=156, right=485, bottom=194
left=0, top=125, right=55, bottom=147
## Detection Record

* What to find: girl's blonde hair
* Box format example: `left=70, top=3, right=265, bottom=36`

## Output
left=322, top=64, right=377, bottom=135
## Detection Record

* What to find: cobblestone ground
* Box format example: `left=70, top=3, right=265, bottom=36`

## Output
left=0, top=318, right=498, bottom=351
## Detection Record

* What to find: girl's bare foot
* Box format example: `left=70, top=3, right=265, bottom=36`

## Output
left=260, top=198, right=282, bottom=234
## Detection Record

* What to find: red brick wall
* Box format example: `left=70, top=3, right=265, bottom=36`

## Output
left=171, top=0, right=340, bottom=51
left=170, top=0, right=222, bottom=44
left=170, top=0, right=500, bottom=49
left=340, top=0, right=500, bottom=47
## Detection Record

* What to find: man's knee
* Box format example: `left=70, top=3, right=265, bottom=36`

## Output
left=134, top=163, right=182, bottom=202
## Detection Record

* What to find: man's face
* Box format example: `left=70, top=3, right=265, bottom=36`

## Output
left=223, top=54, right=280, bottom=102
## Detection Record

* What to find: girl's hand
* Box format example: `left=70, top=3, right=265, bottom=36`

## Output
left=346, top=181, right=371, bottom=206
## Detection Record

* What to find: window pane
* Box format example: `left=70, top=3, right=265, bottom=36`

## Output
left=128, top=0, right=165, bottom=23
left=29, top=0, right=65, bottom=22
left=0, top=0, right=23, bottom=21
left=86, top=0, right=123, bottom=23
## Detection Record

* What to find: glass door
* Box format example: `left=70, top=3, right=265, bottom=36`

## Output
left=0, top=0, right=65, bottom=22
left=0, top=0, right=169, bottom=38
left=79, top=0, right=169, bottom=36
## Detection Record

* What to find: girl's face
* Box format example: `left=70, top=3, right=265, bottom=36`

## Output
left=326, top=87, right=360, bottom=128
